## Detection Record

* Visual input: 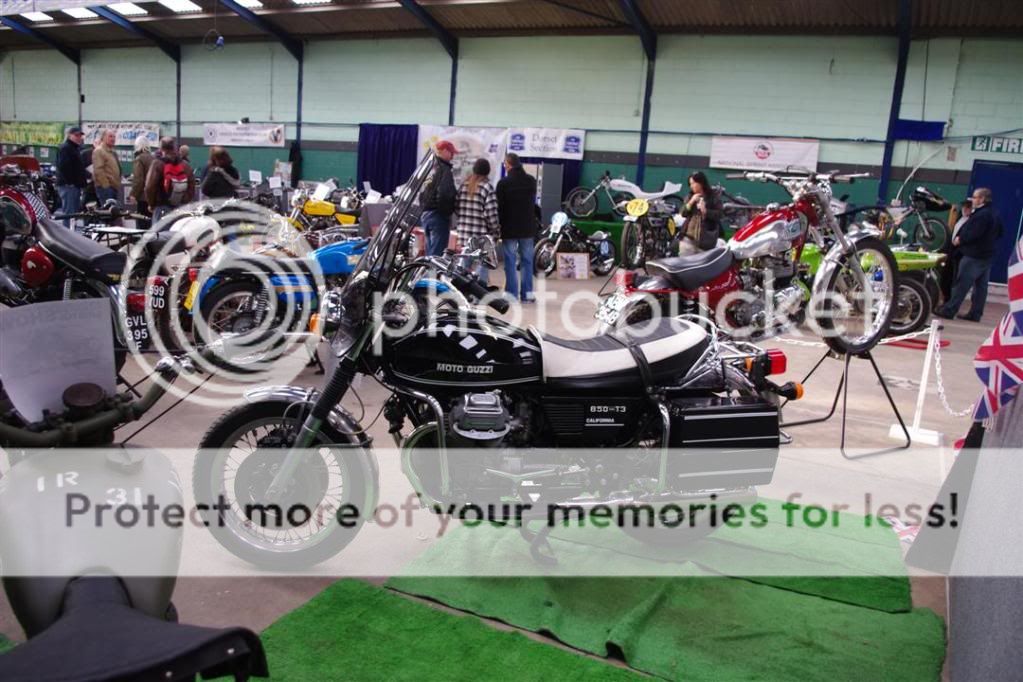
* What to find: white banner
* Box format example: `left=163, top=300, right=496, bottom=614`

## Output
left=203, top=123, right=286, bottom=148
left=507, top=127, right=585, bottom=160
left=710, top=136, right=819, bottom=172
left=417, top=125, right=508, bottom=187
left=82, top=122, right=160, bottom=148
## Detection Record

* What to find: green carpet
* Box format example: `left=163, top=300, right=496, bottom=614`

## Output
left=386, top=500, right=946, bottom=681
left=257, top=579, right=639, bottom=681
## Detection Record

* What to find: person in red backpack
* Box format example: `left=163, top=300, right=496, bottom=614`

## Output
left=145, top=137, right=195, bottom=223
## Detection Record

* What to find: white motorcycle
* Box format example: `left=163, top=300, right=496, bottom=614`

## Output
left=565, top=170, right=684, bottom=218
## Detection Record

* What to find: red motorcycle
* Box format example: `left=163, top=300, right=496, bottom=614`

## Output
left=596, top=170, right=899, bottom=355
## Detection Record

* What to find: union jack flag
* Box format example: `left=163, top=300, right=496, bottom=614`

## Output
left=972, top=237, right=1023, bottom=421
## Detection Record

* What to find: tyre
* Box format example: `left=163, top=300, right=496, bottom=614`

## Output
left=904, top=270, right=941, bottom=312
left=814, top=236, right=898, bottom=355
left=912, top=218, right=949, bottom=252
left=193, top=400, right=371, bottom=568
left=611, top=192, right=632, bottom=217
left=591, top=239, right=617, bottom=276
left=621, top=223, right=645, bottom=269
left=888, top=276, right=931, bottom=336
left=534, top=238, right=558, bottom=277
left=565, top=187, right=597, bottom=219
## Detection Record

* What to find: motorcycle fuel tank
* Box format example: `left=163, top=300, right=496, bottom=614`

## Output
left=385, top=313, right=542, bottom=390
left=728, top=207, right=806, bottom=260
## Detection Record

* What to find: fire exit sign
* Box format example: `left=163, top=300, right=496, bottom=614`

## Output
left=972, top=136, right=1023, bottom=154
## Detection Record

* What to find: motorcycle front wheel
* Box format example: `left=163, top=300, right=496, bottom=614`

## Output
left=814, top=236, right=898, bottom=355
left=620, top=224, right=645, bottom=269
left=534, top=238, right=558, bottom=277
left=911, top=218, right=949, bottom=252
left=565, top=187, right=597, bottom=219
left=591, top=240, right=617, bottom=276
left=194, top=400, right=370, bottom=568
left=888, top=276, right=931, bottom=337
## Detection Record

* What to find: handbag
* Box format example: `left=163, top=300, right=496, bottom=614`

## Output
left=685, top=211, right=720, bottom=250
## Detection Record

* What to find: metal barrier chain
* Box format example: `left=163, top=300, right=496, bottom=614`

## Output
left=932, top=325, right=976, bottom=418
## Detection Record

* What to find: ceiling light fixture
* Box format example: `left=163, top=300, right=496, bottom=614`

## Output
left=20, top=11, right=53, bottom=21
left=291, top=0, right=332, bottom=6
left=158, top=0, right=203, bottom=13
left=62, top=7, right=99, bottom=18
left=235, top=0, right=264, bottom=7
left=106, top=3, right=149, bottom=16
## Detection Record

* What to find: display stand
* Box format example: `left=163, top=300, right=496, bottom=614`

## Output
left=780, top=348, right=911, bottom=459
left=889, top=323, right=943, bottom=446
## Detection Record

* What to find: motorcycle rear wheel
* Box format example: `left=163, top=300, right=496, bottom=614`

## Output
left=194, top=400, right=370, bottom=569
left=815, top=236, right=898, bottom=355
left=888, top=276, right=931, bottom=337
left=565, top=187, right=597, bottom=219
left=534, top=238, right=558, bottom=277
left=911, top=218, right=949, bottom=252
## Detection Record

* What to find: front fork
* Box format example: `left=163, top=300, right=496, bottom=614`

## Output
left=265, top=323, right=373, bottom=500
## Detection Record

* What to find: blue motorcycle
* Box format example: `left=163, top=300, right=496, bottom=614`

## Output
left=190, top=236, right=368, bottom=340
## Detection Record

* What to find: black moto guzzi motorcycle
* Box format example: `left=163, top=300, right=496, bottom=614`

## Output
left=195, top=154, right=800, bottom=568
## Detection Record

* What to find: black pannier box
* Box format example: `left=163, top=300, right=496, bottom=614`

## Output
left=666, top=396, right=780, bottom=489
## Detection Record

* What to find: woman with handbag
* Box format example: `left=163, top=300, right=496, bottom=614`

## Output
left=678, top=171, right=723, bottom=256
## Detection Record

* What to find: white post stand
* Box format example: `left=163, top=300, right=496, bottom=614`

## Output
left=890, top=323, right=943, bottom=445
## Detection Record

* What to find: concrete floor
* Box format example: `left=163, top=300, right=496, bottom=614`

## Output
left=1, top=273, right=1004, bottom=677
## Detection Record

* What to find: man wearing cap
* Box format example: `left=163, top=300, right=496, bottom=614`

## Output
left=421, top=140, right=458, bottom=256
left=56, top=126, right=88, bottom=227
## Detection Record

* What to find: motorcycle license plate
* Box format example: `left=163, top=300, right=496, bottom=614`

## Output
left=623, top=215, right=638, bottom=223
left=183, top=281, right=200, bottom=311
left=595, top=291, right=630, bottom=324
left=124, top=314, right=150, bottom=349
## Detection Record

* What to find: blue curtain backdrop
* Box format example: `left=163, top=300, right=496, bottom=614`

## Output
left=357, top=123, right=419, bottom=195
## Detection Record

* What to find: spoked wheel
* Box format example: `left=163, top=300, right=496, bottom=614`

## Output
left=534, top=238, right=558, bottom=277
left=196, top=281, right=269, bottom=342
left=621, top=223, right=645, bottom=269
left=194, top=400, right=370, bottom=568
left=888, top=276, right=931, bottom=336
left=911, top=218, right=949, bottom=252
left=565, top=187, right=597, bottom=219
left=815, top=236, right=898, bottom=355
left=611, top=192, right=632, bottom=217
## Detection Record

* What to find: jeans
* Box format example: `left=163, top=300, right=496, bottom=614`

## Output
left=422, top=210, right=451, bottom=257
left=96, top=186, right=119, bottom=207
left=58, top=185, right=81, bottom=228
left=940, top=255, right=991, bottom=320
left=503, top=238, right=535, bottom=300
left=151, top=204, right=172, bottom=225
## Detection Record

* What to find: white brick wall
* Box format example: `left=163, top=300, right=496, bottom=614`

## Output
left=81, top=47, right=176, bottom=123
left=302, top=39, right=450, bottom=126
left=0, top=50, right=78, bottom=122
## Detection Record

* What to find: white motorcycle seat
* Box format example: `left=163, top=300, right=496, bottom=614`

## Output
left=631, top=182, right=684, bottom=201
left=530, top=319, right=708, bottom=390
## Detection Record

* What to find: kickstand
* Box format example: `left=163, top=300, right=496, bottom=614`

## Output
left=117, top=372, right=142, bottom=398
left=780, top=348, right=911, bottom=459
left=520, top=522, right=557, bottom=567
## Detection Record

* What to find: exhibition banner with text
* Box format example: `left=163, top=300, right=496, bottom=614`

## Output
left=203, top=122, right=286, bottom=148
left=710, top=136, right=820, bottom=171
left=82, top=122, right=160, bottom=148
left=506, top=127, right=586, bottom=160
left=0, top=121, right=67, bottom=146
left=418, top=125, right=508, bottom=187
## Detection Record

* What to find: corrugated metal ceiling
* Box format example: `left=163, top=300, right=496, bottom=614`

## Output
left=1, top=0, right=1020, bottom=51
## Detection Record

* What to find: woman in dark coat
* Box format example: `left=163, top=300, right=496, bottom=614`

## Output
left=679, top=171, right=724, bottom=255
left=200, top=146, right=241, bottom=199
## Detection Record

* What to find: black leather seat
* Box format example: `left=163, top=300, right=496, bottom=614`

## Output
left=35, top=216, right=127, bottom=280
left=645, top=247, right=734, bottom=290
left=535, top=318, right=709, bottom=392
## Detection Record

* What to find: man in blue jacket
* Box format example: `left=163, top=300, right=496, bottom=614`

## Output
left=55, top=126, right=88, bottom=227
left=936, top=187, right=1004, bottom=322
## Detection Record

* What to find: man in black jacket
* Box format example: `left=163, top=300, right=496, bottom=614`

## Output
left=421, top=140, right=457, bottom=256
left=55, top=126, right=87, bottom=227
left=496, top=153, right=538, bottom=302
left=937, top=187, right=1004, bottom=322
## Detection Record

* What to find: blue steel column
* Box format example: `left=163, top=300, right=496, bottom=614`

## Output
left=878, top=0, right=913, bottom=203
left=619, top=0, right=656, bottom=188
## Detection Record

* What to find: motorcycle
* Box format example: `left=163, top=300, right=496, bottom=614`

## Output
left=565, top=170, right=684, bottom=219
left=881, top=186, right=951, bottom=252
left=192, top=153, right=801, bottom=568
left=533, top=211, right=617, bottom=277
left=288, top=182, right=361, bottom=234
left=619, top=197, right=686, bottom=269
left=0, top=183, right=169, bottom=371
left=596, top=170, right=899, bottom=355
left=189, top=231, right=369, bottom=341
left=0, top=326, right=269, bottom=680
